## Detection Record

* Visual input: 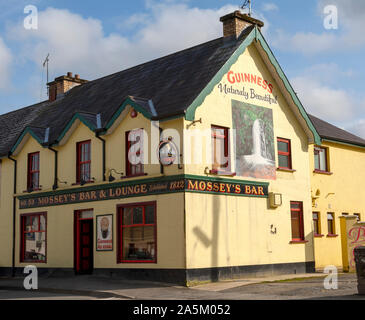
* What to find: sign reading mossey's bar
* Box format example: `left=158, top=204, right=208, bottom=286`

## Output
left=18, top=176, right=269, bottom=209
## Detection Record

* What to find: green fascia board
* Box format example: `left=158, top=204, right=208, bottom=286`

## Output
left=185, top=29, right=256, bottom=122
left=17, top=173, right=269, bottom=200
left=185, top=26, right=321, bottom=146
left=256, top=31, right=321, bottom=145
left=105, top=97, right=153, bottom=131
left=322, top=139, right=365, bottom=150
left=57, top=113, right=97, bottom=143
left=11, top=128, right=45, bottom=153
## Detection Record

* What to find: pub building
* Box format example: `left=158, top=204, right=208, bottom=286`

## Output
left=0, top=11, right=364, bottom=285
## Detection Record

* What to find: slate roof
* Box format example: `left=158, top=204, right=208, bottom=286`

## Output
left=0, top=26, right=255, bottom=158
left=309, top=114, right=365, bottom=148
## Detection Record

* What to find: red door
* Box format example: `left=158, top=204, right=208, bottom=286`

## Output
left=75, top=211, right=94, bottom=274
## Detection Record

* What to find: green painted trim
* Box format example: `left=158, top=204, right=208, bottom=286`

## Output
left=57, top=113, right=97, bottom=143
left=185, top=189, right=267, bottom=199
left=184, top=174, right=270, bottom=186
left=255, top=32, right=321, bottom=145
left=185, top=30, right=256, bottom=121
left=322, top=139, right=365, bottom=150
left=184, top=27, right=321, bottom=145
left=11, top=128, right=45, bottom=153
left=105, top=98, right=153, bottom=131
left=17, top=174, right=269, bottom=201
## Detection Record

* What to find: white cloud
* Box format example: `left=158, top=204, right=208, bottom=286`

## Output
left=292, top=76, right=355, bottom=122
left=291, top=64, right=365, bottom=138
left=346, top=119, right=365, bottom=139
left=262, top=3, right=279, bottom=12
left=0, top=37, right=12, bottom=90
left=271, top=0, right=365, bottom=55
left=7, top=3, right=238, bottom=80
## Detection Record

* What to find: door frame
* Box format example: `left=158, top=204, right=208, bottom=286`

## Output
left=74, top=209, right=94, bottom=274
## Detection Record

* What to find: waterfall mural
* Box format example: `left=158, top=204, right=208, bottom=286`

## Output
left=232, top=100, right=276, bottom=180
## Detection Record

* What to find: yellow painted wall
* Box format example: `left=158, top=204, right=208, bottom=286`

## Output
left=9, top=113, right=186, bottom=270
left=15, top=193, right=185, bottom=269
left=183, top=43, right=314, bottom=269
left=0, top=159, right=15, bottom=267
left=310, top=141, right=365, bottom=270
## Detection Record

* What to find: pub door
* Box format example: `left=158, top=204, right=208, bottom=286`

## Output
left=74, top=210, right=94, bottom=275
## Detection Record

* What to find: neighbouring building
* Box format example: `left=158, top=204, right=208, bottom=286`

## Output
left=308, top=115, right=365, bottom=271
left=0, top=11, right=364, bottom=285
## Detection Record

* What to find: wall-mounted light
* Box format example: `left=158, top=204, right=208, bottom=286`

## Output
left=269, top=192, right=282, bottom=208
left=108, top=169, right=124, bottom=182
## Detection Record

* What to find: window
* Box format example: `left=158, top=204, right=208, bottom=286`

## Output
left=77, top=140, right=91, bottom=183
left=277, top=138, right=292, bottom=169
left=354, top=213, right=361, bottom=222
left=126, top=129, right=144, bottom=177
left=27, top=152, right=40, bottom=191
left=313, top=212, right=321, bottom=236
left=21, top=213, right=46, bottom=263
left=290, top=202, right=305, bottom=241
left=314, top=147, right=329, bottom=172
left=118, top=202, right=156, bottom=263
left=327, top=213, right=336, bottom=235
left=211, top=126, right=230, bottom=173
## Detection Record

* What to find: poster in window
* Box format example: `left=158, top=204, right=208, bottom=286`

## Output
left=96, top=215, right=113, bottom=251
left=232, top=99, right=276, bottom=180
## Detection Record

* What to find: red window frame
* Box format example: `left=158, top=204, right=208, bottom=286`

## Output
left=76, top=140, right=91, bottom=184
left=313, top=212, right=321, bottom=236
left=327, top=213, right=336, bottom=235
left=290, top=201, right=305, bottom=242
left=117, top=201, right=157, bottom=264
left=277, top=138, right=292, bottom=170
left=27, top=152, right=40, bottom=191
left=314, top=146, right=329, bottom=173
left=20, top=212, right=47, bottom=263
left=126, top=130, right=144, bottom=177
left=211, top=125, right=230, bottom=173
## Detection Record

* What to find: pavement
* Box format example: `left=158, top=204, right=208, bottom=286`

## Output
left=0, top=272, right=363, bottom=300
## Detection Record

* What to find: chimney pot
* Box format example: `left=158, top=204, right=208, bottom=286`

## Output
left=220, top=10, right=264, bottom=39
left=67, top=72, right=73, bottom=78
left=75, top=74, right=80, bottom=80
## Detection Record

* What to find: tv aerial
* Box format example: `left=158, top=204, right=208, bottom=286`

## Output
left=240, top=0, right=252, bottom=16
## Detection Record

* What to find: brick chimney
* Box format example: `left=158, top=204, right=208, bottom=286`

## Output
left=220, top=11, right=264, bottom=39
left=47, top=72, right=88, bottom=102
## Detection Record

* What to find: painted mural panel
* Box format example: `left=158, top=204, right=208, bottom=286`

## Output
left=232, top=99, right=276, bottom=180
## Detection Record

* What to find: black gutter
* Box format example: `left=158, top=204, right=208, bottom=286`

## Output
left=95, top=131, right=106, bottom=181
left=7, top=154, right=17, bottom=277
left=48, top=147, right=58, bottom=190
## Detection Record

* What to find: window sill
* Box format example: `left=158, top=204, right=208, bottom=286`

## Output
left=314, top=234, right=325, bottom=238
left=313, top=170, right=333, bottom=175
left=289, top=240, right=308, bottom=244
left=327, top=234, right=338, bottom=238
left=209, top=170, right=237, bottom=177
left=118, top=260, right=157, bottom=264
left=72, top=181, right=95, bottom=186
left=277, top=167, right=296, bottom=173
left=23, top=188, right=42, bottom=194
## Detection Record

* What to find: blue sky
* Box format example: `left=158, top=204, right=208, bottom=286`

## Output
left=0, top=0, right=364, bottom=137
